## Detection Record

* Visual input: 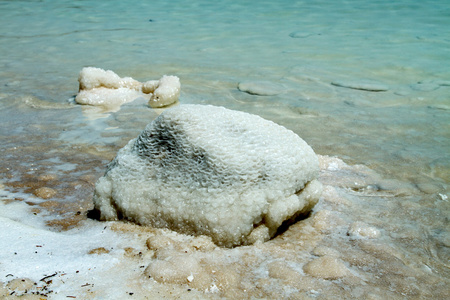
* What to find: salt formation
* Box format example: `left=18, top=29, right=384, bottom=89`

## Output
left=143, top=75, right=181, bottom=108
left=93, top=104, right=322, bottom=247
left=75, top=67, right=180, bottom=109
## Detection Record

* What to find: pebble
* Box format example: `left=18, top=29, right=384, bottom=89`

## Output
left=303, top=256, right=350, bottom=279
left=237, top=81, right=284, bottom=96
left=33, top=187, right=57, bottom=199
left=146, top=235, right=176, bottom=252
left=348, top=222, right=381, bottom=239
left=145, top=254, right=211, bottom=290
left=331, top=80, right=389, bottom=92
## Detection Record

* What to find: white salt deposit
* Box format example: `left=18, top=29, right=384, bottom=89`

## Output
left=76, top=87, right=145, bottom=108
left=78, top=67, right=141, bottom=91
left=75, top=67, right=180, bottom=110
left=147, top=75, right=181, bottom=108
left=93, top=104, right=322, bottom=247
left=0, top=199, right=148, bottom=299
left=1, top=153, right=448, bottom=299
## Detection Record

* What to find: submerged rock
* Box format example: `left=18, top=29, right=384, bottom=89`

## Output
left=237, top=81, right=284, bottom=96
left=331, top=80, right=389, bottom=92
left=93, top=104, right=322, bottom=247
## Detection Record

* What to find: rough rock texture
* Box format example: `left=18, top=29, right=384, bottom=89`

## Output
left=75, top=67, right=180, bottom=109
left=93, top=104, right=322, bottom=247
left=145, top=75, right=181, bottom=108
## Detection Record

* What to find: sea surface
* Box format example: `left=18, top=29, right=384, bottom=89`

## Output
left=0, top=0, right=449, bottom=299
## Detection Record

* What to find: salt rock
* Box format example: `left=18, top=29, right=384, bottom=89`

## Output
left=33, top=187, right=57, bottom=199
left=145, top=254, right=208, bottom=285
left=348, top=222, right=381, bottom=239
left=75, top=67, right=180, bottom=109
left=76, top=87, right=144, bottom=108
left=145, top=75, right=181, bottom=108
left=78, top=67, right=141, bottom=91
left=303, top=256, right=350, bottom=279
left=93, top=104, right=322, bottom=247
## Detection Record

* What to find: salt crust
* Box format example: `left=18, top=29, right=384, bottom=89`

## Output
left=93, top=104, right=322, bottom=247
left=2, top=155, right=446, bottom=298
left=75, top=67, right=180, bottom=109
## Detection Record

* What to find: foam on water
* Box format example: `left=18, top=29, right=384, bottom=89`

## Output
left=0, top=0, right=449, bottom=298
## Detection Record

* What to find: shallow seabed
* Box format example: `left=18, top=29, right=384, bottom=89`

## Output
left=0, top=0, right=449, bottom=299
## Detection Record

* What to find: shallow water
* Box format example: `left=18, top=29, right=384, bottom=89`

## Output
left=1, top=0, right=449, bottom=299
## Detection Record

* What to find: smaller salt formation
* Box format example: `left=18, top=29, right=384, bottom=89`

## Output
left=143, top=75, right=181, bottom=108
left=75, top=67, right=180, bottom=109
left=93, top=104, right=322, bottom=247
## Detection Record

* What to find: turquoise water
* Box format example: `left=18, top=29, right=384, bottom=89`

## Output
left=1, top=0, right=449, bottom=298
left=1, top=0, right=448, bottom=180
